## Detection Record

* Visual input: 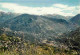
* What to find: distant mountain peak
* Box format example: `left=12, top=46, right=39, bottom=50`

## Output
left=43, top=14, right=72, bottom=20
left=70, top=14, right=80, bottom=25
left=76, top=14, right=80, bottom=16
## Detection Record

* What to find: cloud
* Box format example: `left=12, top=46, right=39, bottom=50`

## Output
left=0, top=3, right=79, bottom=16
left=53, top=4, right=68, bottom=8
left=77, top=6, right=80, bottom=13
left=0, top=9, right=3, bottom=11
left=53, top=4, right=79, bottom=12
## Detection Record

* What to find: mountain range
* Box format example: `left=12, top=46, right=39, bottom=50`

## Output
left=0, top=11, right=80, bottom=42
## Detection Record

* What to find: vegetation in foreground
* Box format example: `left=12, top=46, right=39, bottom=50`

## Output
left=0, top=34, right=79, bottom=55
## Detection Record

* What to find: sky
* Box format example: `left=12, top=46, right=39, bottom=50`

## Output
left=0, top=0, right=80, bottom=16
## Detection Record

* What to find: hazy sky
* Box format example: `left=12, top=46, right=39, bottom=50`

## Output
left=0, top=0, right=80, bottom=16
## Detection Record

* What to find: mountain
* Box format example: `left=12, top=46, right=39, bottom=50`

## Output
left=70, top=14, right=80, bottom=25
left=1, top=13, right=71, bottom=41
left=43, top=14, right=72, bottom=20
left=0, top=12, right=80, bottom=54
left=0, top=11, right=19, bottom=23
